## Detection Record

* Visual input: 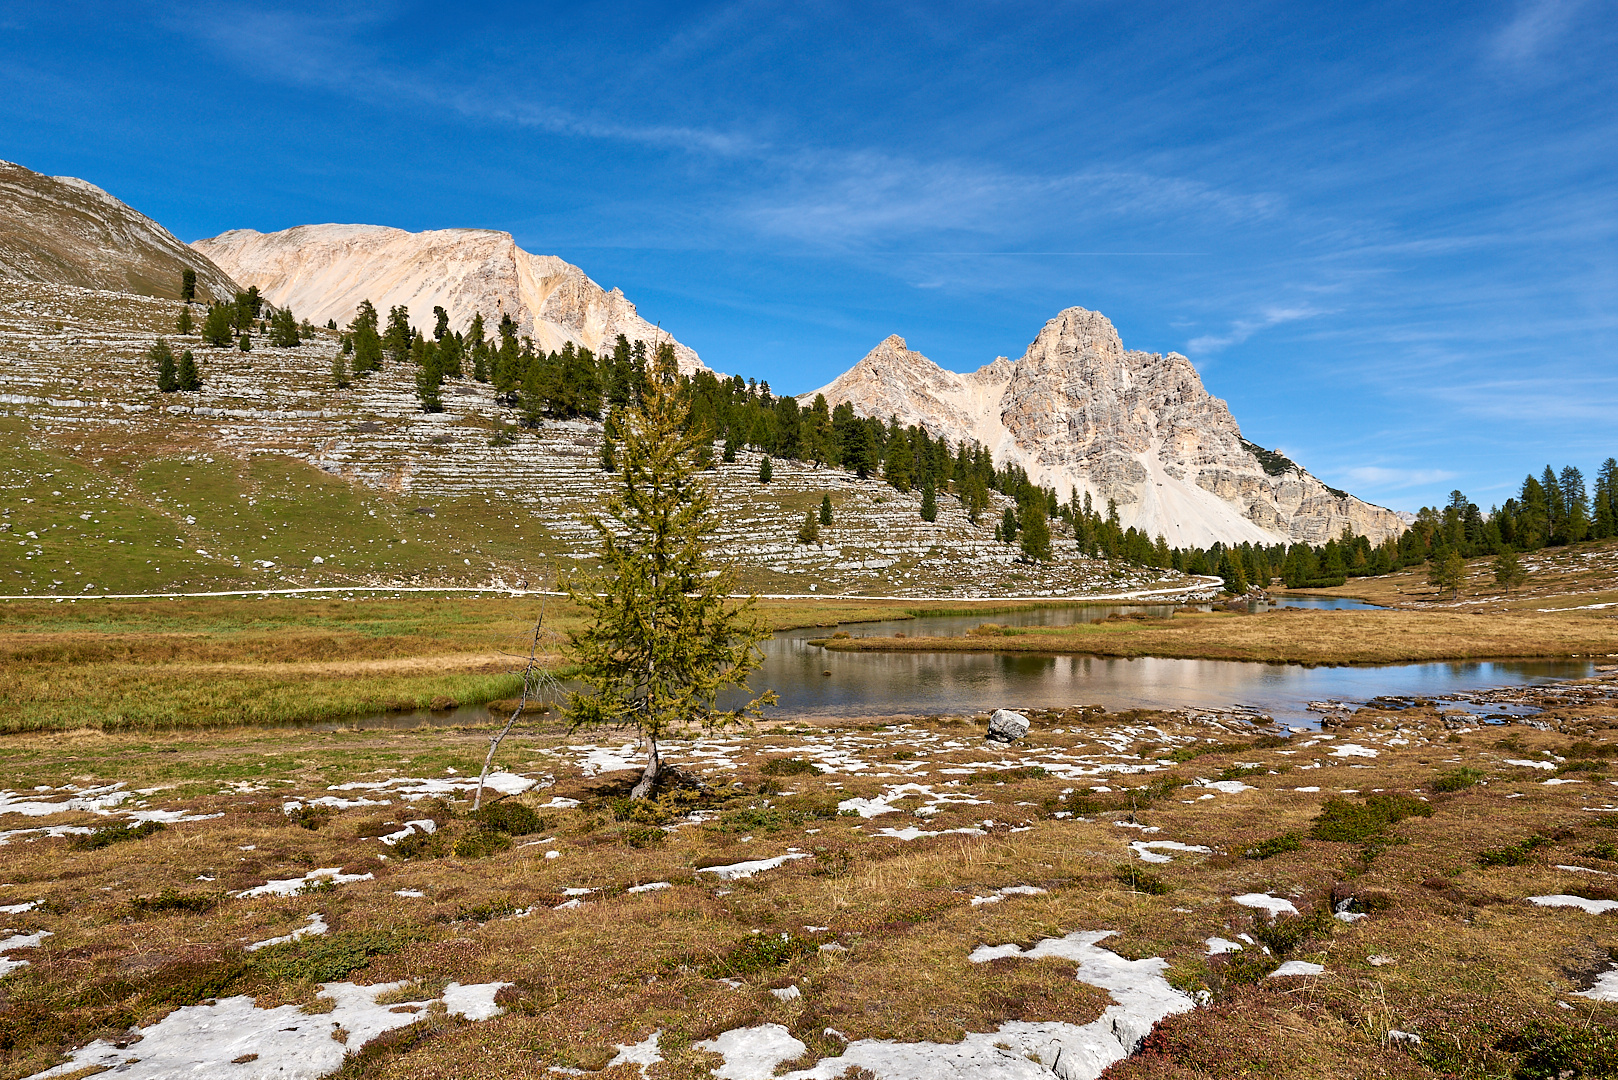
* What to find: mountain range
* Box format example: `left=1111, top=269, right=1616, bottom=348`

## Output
left=0, top=158, right=1402, bottom=549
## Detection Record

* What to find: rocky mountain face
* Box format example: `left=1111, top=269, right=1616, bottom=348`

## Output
left=194, top=224, right=707, bottom=375
left=0, top=160, right=237, bottom=302
left=811, top=308, right=1405, bottom=549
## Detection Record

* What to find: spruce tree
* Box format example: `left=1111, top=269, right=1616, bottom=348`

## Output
left=175, top=305, right=193, bottom=335
left=177, top=349, right=201, bottom=392
left=201, top=303, right=233, bottom=348
left=180, top=268, right=196, bottom=303
left=758, top=455, right=773, bottom=483
left=797, top=509, right=820, bottom=544
left=564, top=377, right=775, bottom=799
left=151, top=339, right=178, bottom=392
left=920, top=478, right=937, bottom=522
left=820, top=494, right=833, bottom=525
left=1020, top=506, right=1052, bottom=562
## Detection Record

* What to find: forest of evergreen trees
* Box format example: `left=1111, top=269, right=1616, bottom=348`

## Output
left=319, top=299, right=1618, bottom=587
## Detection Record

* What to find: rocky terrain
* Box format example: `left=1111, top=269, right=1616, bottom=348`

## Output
left=0, top=282, right=1200, bottom=600
left=0, top=161, right=237, bottom=303
left=812, top=310, right=1405, bottom=550
left=194, top=225, right=708, bottom=376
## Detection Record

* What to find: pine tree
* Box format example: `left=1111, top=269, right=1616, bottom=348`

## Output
left=723, top=430, right=738, bottom=463
left=882, top=420, right=913, bottom=492
left=238, top=331, right=252, bottom=352
left=758, top=456, right=773, bottom=483
left=350, top=300, right=383, bottom=375
left=332, top=350, right=351, bottom=389
left=151, top=339, right=178, bottom=392
left=820, top=494, right=833, bottom=526
left=433, top=305, right=450, bottom=340
left=1562, top=465, right=1590, bottom=543
left=1020, top=506, right=1052, bottom=563
left=175, top=305, right=193, bottom=335
left=1596, top=459, right=1618, bottom=540
left=177, top=349, right=201, bottom=392
left=201, top=303, right=234, bottom=348
left=797, top=509, right=820, bottom=544
left=1001, top=507, right=1019, bottom=543
left=600, top=410, right=619, bottom=472
left=1219, top=550, right=1248, bottom=594
left=1493, top=549, right=1526, bottom=595
left=180, top=268, right=196, bottom=303
left=920, top=478, right=937, bottom=522
left=564, top=378, right=776, bottom=799
left=383, top=305, right=413, bottom=366
left=269, top=307, right=301, bottom=347
left=414, top=334, right=443, bottom=412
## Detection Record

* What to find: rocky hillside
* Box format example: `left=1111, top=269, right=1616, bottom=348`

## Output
left=811, top=308, right=1405, bottom=549
left=194, top=224, right=708, bottom=376
left=0, top=160, right=238, bottom=302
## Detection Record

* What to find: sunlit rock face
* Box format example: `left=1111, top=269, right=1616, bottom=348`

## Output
left=812, top=308, right=1404, bottom=549
left=194, top=224, right=706, bottom=375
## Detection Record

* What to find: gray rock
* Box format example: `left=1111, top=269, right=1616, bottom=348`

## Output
left=986, top=709, right=1029, bottom=743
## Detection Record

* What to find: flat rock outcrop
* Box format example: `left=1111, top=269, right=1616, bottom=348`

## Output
left=811, top=308, right=1404, bottom=548
left=193, top=224, right=707, bottom=375
left=0, top=160, right=237, bottom=302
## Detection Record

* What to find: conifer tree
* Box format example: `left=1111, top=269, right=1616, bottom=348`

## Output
left=1493, top=548, right=1526, bottom=595
left=350, top=300, right=383, bottom=375
left=151, top=339, right=178, bottom=392
left=383, top=305, right=413, bottom=366
left=723, top=431, right=737, bottom=462
left=600, top=409, right=619, bottom=472
left=797, top=509, right=820, bottom=544
left=177, top=349, right=201, bottom=392
left=201, top=303, right=234, bottom=348
left=920, top=478, right=937, bottom=522
left=433, top=305, right=450, bottom=340
left=1020, top=506, right=1052, bottom=562
left=1428, top=549, right=1466, bottom=598
left=759, top=455, right=773, bottom=483
left=175, top=306, right=193, bottom=335
left=180, top=268, right=196, bottom=303
left=238, top=331, right=252, bottom=352
left=564, top=378, right=775, bottom=799
left=883, top=419, right=913, bottom=492
left=1219, top=550, right=1248, bottom=594
left=332, top=350, right=351, bottom=389
left=269, top=307, right=301, bottom=347
left=414, top=333, right=443, bottom=412
left=1001, top=507, right=1019, bottom=543
left=820, top=494, right=833, bottom=526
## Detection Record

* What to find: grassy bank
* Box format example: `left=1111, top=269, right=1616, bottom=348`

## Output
left=815, top=607, right=1618, bottom=665
left=7, top=681, right=1618, bottom=1078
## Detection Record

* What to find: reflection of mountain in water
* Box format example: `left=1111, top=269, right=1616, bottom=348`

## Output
left=745, top=607, right=1586, bottom=723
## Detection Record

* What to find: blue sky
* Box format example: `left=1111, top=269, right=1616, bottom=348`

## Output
left=2, top=1, right=1614, bottom=512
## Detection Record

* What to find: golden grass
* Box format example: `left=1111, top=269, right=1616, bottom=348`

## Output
left=818, top=608, right=1618, bottom=664
left=6, top=675, right=1618, bottom=1077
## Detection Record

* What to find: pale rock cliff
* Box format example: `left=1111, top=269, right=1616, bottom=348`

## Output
left=0, top=160, right=237, bottom=302
left=811, top=308, right=1404, bottom=549
left=193, top=224, right=707, bottom=375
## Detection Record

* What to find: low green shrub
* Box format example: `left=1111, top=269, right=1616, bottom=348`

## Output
left=247, top=930, right=405, bottom=984
left=701, top=932, right=815, bottom=978
left=69, top=820, right=166, bottom=851
left=760, top=757, right=823, bottom=777
left=617, top=825, right=667, bottom=848
left=1242, top=833, right=1302, bottom=860
left=1478, top=834, right=1550, bottom=867
left=1432, top=767, right=1485, bottom=792
left=1310, top=793, right=1432, bottom=843
left=452, top=827, right=513, bottom=858
left=1248, top=906, right=1334, bottom=956
left=129, top=889, right=220, bottom=915
left=472, top=801, right=548, bottom=835
left=1112, top=864, right=1171, bottom=895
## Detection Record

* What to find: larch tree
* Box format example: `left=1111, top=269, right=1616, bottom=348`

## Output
left=564, top=377, right=776, bottom=799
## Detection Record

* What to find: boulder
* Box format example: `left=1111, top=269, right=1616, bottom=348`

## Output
left=986, top=709, right=1029, bottom=743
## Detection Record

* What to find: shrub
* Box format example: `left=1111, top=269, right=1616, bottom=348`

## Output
left=1586, top=841, right=1618, bottom=861
left=1432, top=767, right=1485, bottom=792
left=472, top=801, right=548, bottom=835
left=1248, top=906, right=1334, bottom=956
left=247, top=930, right=405, bottom=984
left=129, top=889, right=220, bottom=915
left=391, top=829, right=451, bottom=860
left=1494, top=1019, right=1618, bottom=1079
left=618, top=825, right=667, bottom=848
left=452, top=828, right=513, bottom=858
left=760, top=757, right=823, bottom=777
left=1242, top=833, right=1302, bottom=860
left=702, top=932, right=815, bottom=978
left=69, top=820, right=166, bottom=851
left=1310, top=794, right=1432, bottom=843
left=1478, top=834, right=1550, bottom=867
left=1112, top=864, right=1171, bottom=895
left=966, top=766, right=1047, bottom=785
left=1219, top=764, right=1268, bottom=781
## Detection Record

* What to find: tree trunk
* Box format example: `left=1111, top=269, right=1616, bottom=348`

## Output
left=630, top=734, right=660, bottom=800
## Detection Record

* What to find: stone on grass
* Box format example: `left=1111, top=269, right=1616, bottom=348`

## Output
left=986, top=709, right=1029, bottom=743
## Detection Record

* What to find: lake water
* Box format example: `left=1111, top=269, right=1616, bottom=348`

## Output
left=748, top=603, right=1589, bottom=724
left=334, top=600, right=1589, bottom=729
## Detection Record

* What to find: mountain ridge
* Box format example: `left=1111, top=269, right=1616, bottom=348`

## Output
left=193, top=223, right=708, bottom=375
left=0, top=159, right=237, bottom=301
left=811, top=308, right=1404, bottom=549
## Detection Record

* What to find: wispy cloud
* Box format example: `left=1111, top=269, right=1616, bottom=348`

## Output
left=1489, top=0, right=1586, bottom=67
left=1186, top=305, right=1324, bottom=355
left=1341, top=466, right=1460, bottom=490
